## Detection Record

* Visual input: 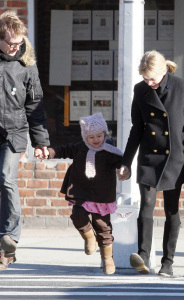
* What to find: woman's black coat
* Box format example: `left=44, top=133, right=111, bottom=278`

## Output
left=122, top=72, right=184, bottom=191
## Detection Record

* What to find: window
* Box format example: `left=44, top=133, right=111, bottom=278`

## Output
left=35, top=0, right=119, bottom=147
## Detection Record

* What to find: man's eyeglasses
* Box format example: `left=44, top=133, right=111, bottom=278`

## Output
left=3, top=39, right=24, bottom=49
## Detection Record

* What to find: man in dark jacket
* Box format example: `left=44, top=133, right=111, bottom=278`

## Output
left=0, top=10, right=50, bottom=270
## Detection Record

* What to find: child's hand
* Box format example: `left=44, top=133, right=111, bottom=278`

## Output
left=41, top=146, right=49, bottom=159
left=116, top=165, right=131, bottom=181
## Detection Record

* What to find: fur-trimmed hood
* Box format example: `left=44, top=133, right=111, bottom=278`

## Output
left=0, top=35, right=36, bottom=66
left=20, top=36, right=36, bottom=66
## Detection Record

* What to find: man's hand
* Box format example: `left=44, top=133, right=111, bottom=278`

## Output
left=116, top=165, right=131, bottom=181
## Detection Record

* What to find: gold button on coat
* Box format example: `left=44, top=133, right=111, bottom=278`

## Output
left=151, top=131, right=156, bottom=135
left=150, top=112, right=155, bottom=116
left=153, top=149, right=157, bottom=153
left=165, top=131, right=169, bottom=135
left=166, top=150, right=169, bottom=154
left=163, top=113, right=167, bottom=117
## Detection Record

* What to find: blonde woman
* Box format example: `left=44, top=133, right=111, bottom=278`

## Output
left=119, top=50, right=183, bottom=277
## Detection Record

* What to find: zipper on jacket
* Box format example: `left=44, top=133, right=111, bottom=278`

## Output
left=32, top=87, right=35, bottom=100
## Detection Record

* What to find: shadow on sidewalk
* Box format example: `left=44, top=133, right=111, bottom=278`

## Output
left=1, top=263, right=136, bottom=276
left=18, top=246, right=100, bottom=253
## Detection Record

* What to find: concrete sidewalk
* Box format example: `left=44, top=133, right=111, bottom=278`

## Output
left=3, top=226, right=184, bottom=277
left=1, top=227, right=184, bottom=277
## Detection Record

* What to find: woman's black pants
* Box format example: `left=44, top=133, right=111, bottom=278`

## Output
left=138, top=184, right=181, bottom=265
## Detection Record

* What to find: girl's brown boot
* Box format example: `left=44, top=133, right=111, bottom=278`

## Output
left=100, top=244, right=116, bottom=275
left=80, top=229, right=97, bottom=255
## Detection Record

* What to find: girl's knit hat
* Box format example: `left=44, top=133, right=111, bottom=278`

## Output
left=80, top=113, right=123, bottom=178
left=80, top=112, right=109, bottom=142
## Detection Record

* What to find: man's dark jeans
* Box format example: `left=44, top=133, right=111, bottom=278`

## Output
left=0, top=141, right=21, bottom=243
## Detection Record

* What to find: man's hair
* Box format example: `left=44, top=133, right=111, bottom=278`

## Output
left=0, top=10, right=27, bottom=40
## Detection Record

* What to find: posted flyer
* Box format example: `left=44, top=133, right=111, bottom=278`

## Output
left=92, top=51, right=113, bottom=81
left=92, top=10, right=113, bottom=40
left=92, top=91, right=113, bottom=120
left=71, top=51, right=91, bottom=81
left=72, top=10, right=91, bottom=40
left=70, top=91, right=91, bottom=121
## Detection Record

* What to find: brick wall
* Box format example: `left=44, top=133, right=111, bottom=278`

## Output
left=18, top=152, right=183, bottom=228
left=17, top=155, right=184, bottom=228
left=18, top=157, right=184, bottom=228
left=0, top=0, right=28, bottom=22
left=154, top=191, right=184, bottom=227
left=18, top=158, right=73, bottom=228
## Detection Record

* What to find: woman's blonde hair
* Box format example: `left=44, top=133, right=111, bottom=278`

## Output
left=0, top=10, right=27, bottom=40
left=139, top=50, right=177, bottom=77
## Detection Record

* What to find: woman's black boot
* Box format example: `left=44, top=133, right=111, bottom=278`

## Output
left=130, top=217, right=153, bottom=274
left=158, top=219, right=180, bottom=277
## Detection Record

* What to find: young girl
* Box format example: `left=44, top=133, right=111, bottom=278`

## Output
left=46, top=113, right=130, bottom=275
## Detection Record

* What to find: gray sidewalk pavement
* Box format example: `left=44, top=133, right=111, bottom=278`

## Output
left=4, top=226, right=184, bottom=277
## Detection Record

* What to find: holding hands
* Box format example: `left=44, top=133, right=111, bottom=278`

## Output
left=34, top=146, right=49, bottom=161
left=116, top=165, right=131, bottom=181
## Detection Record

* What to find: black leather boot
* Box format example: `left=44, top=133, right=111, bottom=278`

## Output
left=158, top=220, right=180, bottom=277
left=130, top=217, right=153, bottom=274
left=158, top=260, right=173, bottom=277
